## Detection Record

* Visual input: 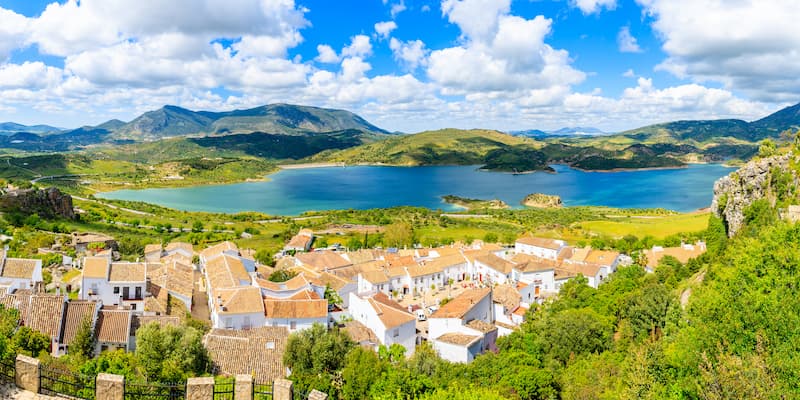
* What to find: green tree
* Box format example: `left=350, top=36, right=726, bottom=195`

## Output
left=341, top=347, right=386, bottom=400
left=13, top=326, right=50, bottom=357
left=135, top=323, right=209, bottom=382
left=268, top=269, right=298, bottom=283
left=537, top=308, right=614, bottom=365
left=758, top=139, right=777, bottom=158
left=383, top=222, right=414, bottom=248
left=483, top=232, right=498, bottom=243
left=68, top=317, right=95, bottom=359
left=191, top=220, right=204, bottom=233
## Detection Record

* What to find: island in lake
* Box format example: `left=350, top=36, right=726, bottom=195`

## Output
left=522, top=193, right=563, bottom=208
left=442, top=195, right=509, bottom=210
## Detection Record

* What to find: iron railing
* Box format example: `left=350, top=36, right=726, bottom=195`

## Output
left=0, top=358, right=14, bottom=381
left=213, top=376, right=235, bottom=400
left=253, top=381, right=274, bottom=400
left=39, top=365, right=96, bottom=399
left=124, top=380, right=186, bottom=400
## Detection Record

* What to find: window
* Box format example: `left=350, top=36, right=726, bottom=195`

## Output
left=131, top=303, right=136, bottom=310
left=266, top=341, right=275, bottom=350
left=290, top=321, right=297, bottom=330
left=113, top=287, right=119, bottom=294
left=225, top=317, right=233, bottom=328
left=393, top=328, right=399, bottom=338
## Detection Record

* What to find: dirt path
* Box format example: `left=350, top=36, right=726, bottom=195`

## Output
left=680, top=271, right=706, bottom=308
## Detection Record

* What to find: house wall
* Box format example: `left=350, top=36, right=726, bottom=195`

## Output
left=349, top=293, right=417, bottom=355
left=337, top=283, right=358, bottom=308
left=265, top=316, right=327, bottom=332
left=474, top=260, right=510, bottom=285
left=213, top=312, right=266, bottom=330
left=442, top=262, right=469, bottom=282
left=433, top=338, right=483, bottom=363
left=380, top=320, right=417, bottom=356
left=514, top=243, right=562, bottom=260
left=517, top=269, right=555, bottom=292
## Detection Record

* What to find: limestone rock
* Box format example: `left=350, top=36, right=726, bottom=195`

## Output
left=0, top=187, right=75, bottom=219
left=521, top=193, right=563, bottom=208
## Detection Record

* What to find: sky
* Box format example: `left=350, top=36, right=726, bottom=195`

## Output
left=0, top=0, right=796, bottom=133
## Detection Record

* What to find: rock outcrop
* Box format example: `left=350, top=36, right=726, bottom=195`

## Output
left=521, top=193, right=563, bottom=208
left=0, top=187, right=75, bottom=219
left=711, top=154, right=793, bottom=236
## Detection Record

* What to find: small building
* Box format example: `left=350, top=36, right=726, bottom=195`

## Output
left=80, top=257, right=147, bottom=312
left=429, top=288, right=496, bottom=363
left=284, top=229, right=315, bottom=253
left=95, top=307, right=133, bottom=354
left=472, top=253, right=515, bottom=285
left=514, top=237, right=566, bottom=260
left=263, top=290, right=328, bottom=332
left=643, top=242, right=707, bottom=273
left=56, top=300, right=99, bottom=356
left=71, top=233, right=117, bottom=254
left=212, top=286, right=265, bottom=330
left=348, top=292, right=417, bottom=355
left=0, top=255, right=43, bottom=293
left=204, top=327, right=289, bottom=383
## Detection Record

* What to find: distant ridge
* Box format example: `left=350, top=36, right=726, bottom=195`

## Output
left=0, top=122, right=63, bottom=135
left=110, top=103, right=389, bottom=140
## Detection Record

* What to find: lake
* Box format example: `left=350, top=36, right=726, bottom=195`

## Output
left=96, top=164, right=735, bottom=215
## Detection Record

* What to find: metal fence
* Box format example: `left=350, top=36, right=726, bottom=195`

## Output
left=39, top=365, right=96, bottom=399
left=0, top=358, right=14, bottom=381
left=253, top=381, right=274, bottom=400
left=124, top=380, right=186, bottom=400
left=293, top=388, right=309, bottom=400
left=213, top=377, right=235, bottom=400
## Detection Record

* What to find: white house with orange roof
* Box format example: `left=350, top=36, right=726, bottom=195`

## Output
left=428, top=288, right=497, bottom=363
left=472, top=253, right=515, bottom=285
left=643, top=241, right=706, bottom=273
left=264, top=290, right=328, bottom=332
left=79, top=256, right=148, bottom=312
left=284, top=229, right=315, bottom=253
left=349, top=291, right=417, bottom=355
left=0, top=249, right=43, bottom=293
left=515, top=237, right=566, bottom=260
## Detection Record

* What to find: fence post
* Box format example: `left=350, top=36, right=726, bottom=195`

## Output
left=308, top=389, right=328, bottom=400
left=234, top=374, right=252, bottom=400
left=273, top=378, right=293, bottom=400
left=96, top=373, right=124, bottom=400
left=14, top=354, right=39, bottom=393
left=187, top=376, right=215, bottom=400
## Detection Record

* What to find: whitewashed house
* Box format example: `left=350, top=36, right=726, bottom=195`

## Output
left=349, top=292, right=417, bottom=355
left=472, top=253, right=515, bottom=285
left=429, top=288, right=498, bottom=363
left=514, top=237, right=566, bottom=260
left=0, top=253, right=43, bottom=293
left=79, top=256, right=147, bottom=312
left=263, top=290, right=328, bottom=332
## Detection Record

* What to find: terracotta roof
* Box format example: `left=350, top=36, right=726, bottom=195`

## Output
left=206, top=254, right=251, bottom=290
left=567, top=247, right=592, bottom=263
left=492, top=285, right=521, bottom=311
left=431, top=288, right=491, bottom=319
left=584, top=250, right=620, bottom=267
left=554, top=268, right=578, bottom=281
left=431, top=247, right=461, bottom=257
left=406, top=265, right=440, bottom=278
left=423, top=254, right=468, bottom=271
left=343, top=250, right=381, bottom=265
left=286, top=234, right=313, bottom=250
left=343, top=320, right=379, bottom=345
left=385, top=255, right=417, bottom=268
left=296, top=251, right=351, bottom=270
left=216, top=287, right=264, bottom=315
left=144, top=244, right=162, bottom=255
left=60, top=300, right=97, bottom=345
left=263, top=298, right=328, bottom=319
left=367, top=292, right=415, bottom=329
left=82, top=257, right=109, bottom=279
left=475, top=253, right=515, bottom=275
left=200, top=241, right=239, bottom=261
left=0, top=289, right=32, bottom=323
left=205, top=327, right=288, bottom=383
left=435, top=332, right=481, bottom=346
left=148, top=260, right=193, bottom=299
left=255, top=273, right=320, bottom=292
left=1, top=258, right=40, bottom=279
left=95, top=309, right=131, bottom=344
left=26, top=294, right=66, bottom=339
left=316, top=272, right=351, bottom=291
left=644, top=243, right=706, bottom=268
left=515, top=237, right=564, bottom=250
left=466, top=319, right=497, bottom=334
left=165, top=242, right=193, bottom=254
left=360, top=270, right=389, bottom=284
left=108, top=262, right=146, bottom=282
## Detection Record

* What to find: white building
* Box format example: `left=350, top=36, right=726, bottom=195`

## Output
left=80, top=256, right=147, bottom=312
left=514, top=237, right=566, bottom=260
left=429, top=288, right=497, bottom=363
left=263, top=290, right=328, bottom=332
left=349, top=292, right=417, bottom=355
left=472, top=253, right=515, bottom=285
left=0, top=253, right=43, bottom=293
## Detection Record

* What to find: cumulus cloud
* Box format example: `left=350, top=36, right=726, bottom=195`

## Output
left=374, top=21, right=397, bottom=39
left=390, top=38, right=428, bottom=70
left=638, top=0, right=800, bottom=102
left=390, top=1, right=407, bottom=18
left=0, top=7, right=29, bottom=60
left=314, top=44, right=339, bottom=64
left=341, top=35, right=372, bottom=58
left=617, top=27, right=641, bottom=53
left=570, top=0, right=616, bottom=15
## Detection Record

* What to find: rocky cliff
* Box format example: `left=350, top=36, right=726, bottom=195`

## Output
left=0, top=187, right=75, bottom=219
left=711, top=154, right=794, bottom=236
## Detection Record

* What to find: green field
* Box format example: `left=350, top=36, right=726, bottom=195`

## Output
left=576, top=211, right=710, bottom=238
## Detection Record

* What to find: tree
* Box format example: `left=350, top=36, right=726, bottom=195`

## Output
left=483, top=232, right=498, bottom=243
left=135, top=323, right=209, bottom=382
left=383, top=222, right=414, bottom=248
left=758, top=139, right=777, bottom=158
left=537, top=308, right=614, bottom=365
left=268, top=269, right=298, bottom=283
left=191, top=220, right=204, bottom=233
left=12, top=326, right=50, bottom=357
left=341, top=347, right=386, bottom=400
left=69, top=317, right=95, bottom=359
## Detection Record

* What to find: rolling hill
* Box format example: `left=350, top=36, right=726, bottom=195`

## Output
left=0, top=122, right=63, bottom=135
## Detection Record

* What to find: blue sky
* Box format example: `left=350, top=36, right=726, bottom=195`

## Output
left=0, top=0, right=794, bottom=132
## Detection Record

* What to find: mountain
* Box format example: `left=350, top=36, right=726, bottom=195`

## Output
left=0, top=122, right=63, bottom=135
left=621, top=101, right=800, bottom=143
left=109, top=103, right=388, bottom=140
left=549, top=127, right=608, bottom=135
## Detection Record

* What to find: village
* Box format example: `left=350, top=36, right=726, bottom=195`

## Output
left=0, top=228, right=707, bottom=384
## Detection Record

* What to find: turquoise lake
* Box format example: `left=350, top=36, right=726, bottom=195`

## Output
left=97, top=164, right=735, bottom=216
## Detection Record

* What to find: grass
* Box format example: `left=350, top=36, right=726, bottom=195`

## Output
left=61, top=268, right=81, bottom=283
left=575, top=211, right=710, bottom=239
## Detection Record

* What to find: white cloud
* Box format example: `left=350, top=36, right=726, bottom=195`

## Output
left=638, top=0, right=800, bottom=101
left=622, top=68, right=636, bottom=78
left=341, top=35, right=372, bottom=58
left=315, top=44, right=340, bottom=63
left=570, top=0, right=616, bottom=15
left=390, top=38, right=428, bottom=70
left=441, top=0, right=510, bottom=42
left=617, top=27, right=641, bottom=53
left=0, top=7, right=30, bottom=60
left=390, top=1, right=407, bottom=18
left=374, top=21, right=398, bottom=39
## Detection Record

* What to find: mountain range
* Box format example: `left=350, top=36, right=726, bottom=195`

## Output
left=511, top=127, right=609, bottom=138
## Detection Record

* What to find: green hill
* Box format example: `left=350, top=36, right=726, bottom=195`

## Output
left=110, top=103, right=388, bottom=140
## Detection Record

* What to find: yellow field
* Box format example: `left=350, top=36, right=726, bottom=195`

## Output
left=576, top=211, right=710, bottom=239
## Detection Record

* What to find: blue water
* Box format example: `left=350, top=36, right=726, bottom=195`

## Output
left=96, top=164, right=735, bottom=215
